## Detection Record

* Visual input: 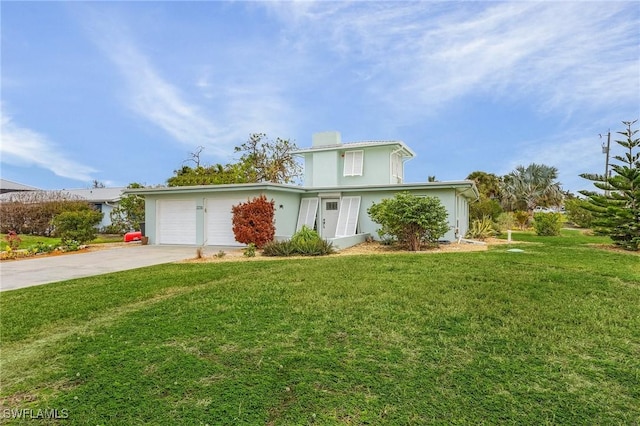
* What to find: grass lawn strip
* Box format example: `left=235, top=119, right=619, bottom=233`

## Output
left=1, top=284, right=211, bottom=394
left=1, top=231, right=638, bottom=424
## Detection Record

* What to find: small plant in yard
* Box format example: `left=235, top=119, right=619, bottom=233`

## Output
left=262, top=240, right=295, bottom=256
left=533, top=212, right=565, bottom=236
left=262, top=227, right=335, bottom=257
left=195, top=246, right=204, bottom=259
left=2, top=246, right=15, bottom=259
left=5, top=231, right=22, bottom=250
left=378, top=233, right=396, bottom=245
left=495, top=212, right=516, bottom=232
left=243, top=243, right=256, bottom=257
left=62, top=240, right=82, bottom=252
left=215, top=250, right=226, bottom=258
left=514, top=210, right=530, bottom=230
left=290, top=225, right=319, bottom=244
left=466, top=216, right=495, bottom=240
left=34, top=241, right=56, bottom=254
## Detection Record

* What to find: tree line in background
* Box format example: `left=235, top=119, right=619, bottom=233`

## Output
left=467, top=119, right=638, bottom=250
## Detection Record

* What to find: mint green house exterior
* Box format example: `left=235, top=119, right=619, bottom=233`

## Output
left=128, top=132, right=478, bottom=249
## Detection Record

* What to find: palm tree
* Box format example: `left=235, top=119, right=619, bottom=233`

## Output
left=502, top=163, right=563, bottom=212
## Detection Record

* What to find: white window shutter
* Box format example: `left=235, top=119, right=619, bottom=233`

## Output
left=391, top=153, right=403, bottom=183
left=296, top=198, right=319, bottom=231
left=335, top=196, right=361, bottom=237
left=343, top=151, right=364, bottom=176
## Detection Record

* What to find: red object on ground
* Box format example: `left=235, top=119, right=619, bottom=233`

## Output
left=124, top=231, right=142, bottom=242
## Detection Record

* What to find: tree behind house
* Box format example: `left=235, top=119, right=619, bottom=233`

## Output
left=167, top=134, right=302, bottom=186
left=580, top=120, right=640, bottom=251
left=501, top=163, right=563, bottom=212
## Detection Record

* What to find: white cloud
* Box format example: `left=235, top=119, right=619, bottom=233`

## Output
left=0, top=110, right=97, bottom=182
left=97, top=35, right=228, bottom=156
left=82, top=9, right=297, bottom=161
left=263, top=2, right=639, bottom=119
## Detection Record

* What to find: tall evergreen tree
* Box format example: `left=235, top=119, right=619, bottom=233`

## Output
left=580, top=120, right=640, bottom=251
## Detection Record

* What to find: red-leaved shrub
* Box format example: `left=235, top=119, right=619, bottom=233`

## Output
left=231, top=195, right=275, bottom=248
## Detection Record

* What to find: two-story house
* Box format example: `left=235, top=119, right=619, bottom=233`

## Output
left=129, top=132, right=478, bottom=248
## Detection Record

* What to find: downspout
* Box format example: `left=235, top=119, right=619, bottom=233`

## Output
left=454, top=188, right=459, bottom=239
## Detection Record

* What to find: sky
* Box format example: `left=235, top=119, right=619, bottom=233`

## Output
left=1, top=1, right=639, bottom=194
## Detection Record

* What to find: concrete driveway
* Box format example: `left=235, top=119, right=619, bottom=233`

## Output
left=0, top=245, right=235, bottom=292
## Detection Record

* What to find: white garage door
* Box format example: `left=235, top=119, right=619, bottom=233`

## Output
left=205, top=198, right=241, bottom=246
left=157, top=200, right=196, bottom=245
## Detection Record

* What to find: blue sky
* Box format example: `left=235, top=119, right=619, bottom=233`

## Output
left=2, top=1, right=638, bottom=193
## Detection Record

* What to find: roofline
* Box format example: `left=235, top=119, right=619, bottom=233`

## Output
left=304, top=180, right=479, bottom=200
left=125, top=180, right=479, bottom=200
left=292, top=140, right=416, bottom=158
left=125, top=182, right=306, bottom=196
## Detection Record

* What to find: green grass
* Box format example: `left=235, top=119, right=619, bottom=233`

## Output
left=1, top=233, right=638, bottom=424
left=0, top=234, right=122, bottom=250
left=503, top=227, right=613, bottom=246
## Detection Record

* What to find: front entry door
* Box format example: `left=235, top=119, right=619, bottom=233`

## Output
left=321, top=199, right=340, bottom=238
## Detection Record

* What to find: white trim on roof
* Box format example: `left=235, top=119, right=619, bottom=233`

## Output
left=293, top=140, right=415, bottom=157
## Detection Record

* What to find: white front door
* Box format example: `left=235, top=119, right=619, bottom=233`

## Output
left=320, top=198, right=340, bottom=238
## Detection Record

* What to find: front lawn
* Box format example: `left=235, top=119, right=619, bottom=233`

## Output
left=1, top=233, right=638, bottom=424
left=0, top=234, right=122, bottom=251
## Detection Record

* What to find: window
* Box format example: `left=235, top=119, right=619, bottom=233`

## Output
left=296, top=198, right=319, bottom=231
left=325, top=201, right=338, bottom=210
left=391, top=153, right=403, bottom=182
left=335, top=196, right=361, bottom=237
left=343, top=150, right=364, bottom=176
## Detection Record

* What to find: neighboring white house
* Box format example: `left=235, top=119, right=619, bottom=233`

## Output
left=0, top=179, right=40, bottom=194
left=128, top=132, right=479, bottom=249
left=0, top=187, right=125, bottom=229
left=55, top=188, right=125, bottom=229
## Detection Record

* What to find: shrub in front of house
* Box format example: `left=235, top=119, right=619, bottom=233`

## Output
left=51, top=209, right=103, bottom=245
left=262, top=226, right=335, bottom=257
left=533, top=212, right=565, bottom=236
left=367, top=192, right=449, bottom=251
left=231, top=195, right=275, bottom=248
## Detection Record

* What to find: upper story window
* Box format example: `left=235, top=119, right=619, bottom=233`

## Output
left=343, top=150, right=364, bottom=176
left=391, top=153, right=403, bottom=183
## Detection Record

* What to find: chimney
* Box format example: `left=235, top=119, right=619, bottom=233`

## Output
left=312, top=131, right=341, bottom=147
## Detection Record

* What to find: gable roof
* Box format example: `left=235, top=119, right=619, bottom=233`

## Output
left=0, top=179, right=40, bottom=193
left=58, top=188, right=125, bottom=202
left=0, top=187, right=125, bottom=203
left=292, top=140, right=416, bottom=157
